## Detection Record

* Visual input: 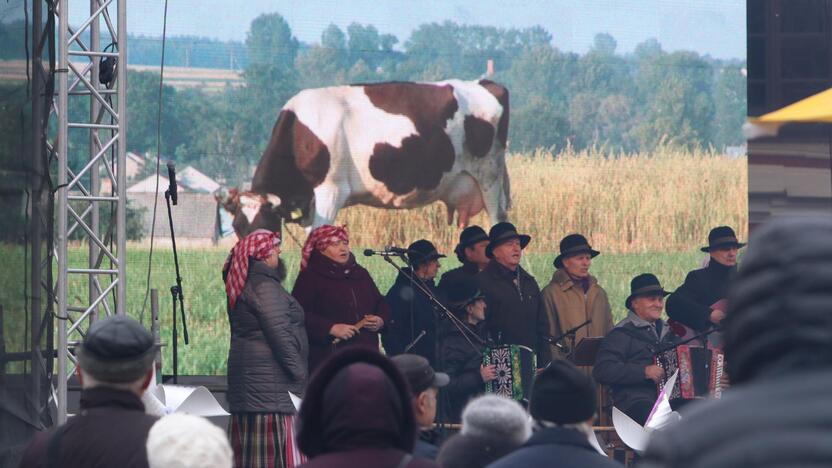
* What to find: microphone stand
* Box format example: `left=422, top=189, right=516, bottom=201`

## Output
left=164, top=186, right=189, bottom=384
left=653, top=326, right=723, bottom=356
left=381, top=256, right=484, bottom=355
left=545, top=319, right=592, bottom=357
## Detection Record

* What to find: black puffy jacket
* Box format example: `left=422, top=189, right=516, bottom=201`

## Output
left=227, top=260, right=308, bottom=414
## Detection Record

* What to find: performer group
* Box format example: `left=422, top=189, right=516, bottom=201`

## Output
left=222, top=221, right=744, bottom=466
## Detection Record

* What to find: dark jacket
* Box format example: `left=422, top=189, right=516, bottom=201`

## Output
left=641, top=369, right=832, bottom=468
left=438, top=262, right=480, bottom=296
left=487, top=426, right=621, bottom=468
left=440, top=320, right=490, bottom=422
left=666, top=261, right=736, bottom=332
left=476, top=261, right=552, bottom=366
left=227, top=260, right=308, bottom=414
left=593, top=312, right=678, bottom=416
left=297, top=348, right=439, bottom=468
left=292, top=251, right=390, bottom=372
left=18, top=387, right=158, bottom=468
left=383, top=269, right=446, bottom=366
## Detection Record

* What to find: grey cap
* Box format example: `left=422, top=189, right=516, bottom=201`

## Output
left=78, top=315, right=156, bottom=383
left=391, top=354, right=449, bottom=396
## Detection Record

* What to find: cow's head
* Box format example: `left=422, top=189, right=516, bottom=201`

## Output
left=219, top=189, right=286, bottom=238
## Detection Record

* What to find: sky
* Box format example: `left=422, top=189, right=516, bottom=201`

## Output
left=70, top=0, right=746, bottom=59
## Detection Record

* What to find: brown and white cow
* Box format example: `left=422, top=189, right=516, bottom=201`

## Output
left=224, top=79, right=511, bottom=237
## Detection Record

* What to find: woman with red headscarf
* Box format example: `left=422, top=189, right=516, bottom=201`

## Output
left=292, top=225, right=390, bottom=372
left=223, top=229, right=308, bottom=468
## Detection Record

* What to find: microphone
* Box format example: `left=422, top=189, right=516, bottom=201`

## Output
left=166, top=161, right=178, bottom=205
left=363, top=246, right=409, bottom=257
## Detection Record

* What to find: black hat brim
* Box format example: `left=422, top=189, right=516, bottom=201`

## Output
left=486, top=234, right=531, bottom=258
left=625, top=289, right=671, bottom=310
left=701, top=241, right=747, bottom=253
left=553, top=248, right=600, bottom=269
left=449, top=291, right=487, bottom=309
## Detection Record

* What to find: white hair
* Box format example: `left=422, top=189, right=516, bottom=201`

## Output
left=461, top=394, right=532, bottom=445
left=146, top=414, right=232, bottom=468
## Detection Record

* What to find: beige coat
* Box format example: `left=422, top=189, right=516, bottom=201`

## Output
left=541, top=268, right=614, bottom=360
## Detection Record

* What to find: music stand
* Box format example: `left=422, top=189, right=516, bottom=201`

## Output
left=569, top=337, right=603, bottom=366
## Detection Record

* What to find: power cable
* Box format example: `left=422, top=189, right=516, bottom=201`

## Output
left=140, top=0, right=170, bottom=323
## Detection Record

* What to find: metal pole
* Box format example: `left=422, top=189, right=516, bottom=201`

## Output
left=56, top=0, right=70, bottom=425
left=89, top=0, right=101, bottom=323
left=151, top=289, right=162, bottom=383
left=30, top=0, right=44, bottom=422
left=116, top=0, right=127, bottom=316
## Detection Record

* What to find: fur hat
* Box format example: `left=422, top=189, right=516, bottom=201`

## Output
left=461, top=394, right=531, bottom=445
left=437, top=395, right=531, bottom=468
left=146, top=414, right=232, bottom=468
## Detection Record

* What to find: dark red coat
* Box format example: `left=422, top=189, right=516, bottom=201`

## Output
left=292, top=250, right=390, bottom=372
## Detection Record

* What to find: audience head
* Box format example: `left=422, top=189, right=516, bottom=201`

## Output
left=391, top=354, right=449, bottom=429
left=437, top=395, right=530, bottom=468
left=146, top=413, right=232, bottom=468
left=554, top=234, right=600, bottom=279
left=407, top=239, right=445, bottom=280
left=76, top=315, right=156, bottom=394
left=455, top=225, right=490, bottom=268
left=298, top=348, right=417, bottom=457
left=725, top=216, right=832, bottom=385
left=530, top=360, right=596, bottom=426
left=486, top=222, right=531, bottom=270
left=625, top=273, right=671, bottom=322
left=702, top=226, right=745, bottom=267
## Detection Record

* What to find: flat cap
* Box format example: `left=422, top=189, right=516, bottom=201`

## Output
left=78, top=315, right=155, bottom=382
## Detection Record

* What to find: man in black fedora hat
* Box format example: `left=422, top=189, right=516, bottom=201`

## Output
left=593, top=274, right=679, bottom=425
left=542, top=234, right=613, bottom=360
left=476, top=222, right=552, bottom=366
left=666, top=225, right=746, bottom=334
left=20, top=315, right=159, bottom=468
left=384, top=239, right=447, bottom=366
left=438, top=225, right=490, bottom=297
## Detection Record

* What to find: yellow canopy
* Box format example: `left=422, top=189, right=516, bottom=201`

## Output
left=744, top=87, right=832, bottom=139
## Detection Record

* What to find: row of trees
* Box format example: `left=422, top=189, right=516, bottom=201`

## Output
left=122, top=13, right=746, bottom=186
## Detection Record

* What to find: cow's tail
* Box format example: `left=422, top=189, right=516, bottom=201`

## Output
left=502, top=162, right=512, bottom=214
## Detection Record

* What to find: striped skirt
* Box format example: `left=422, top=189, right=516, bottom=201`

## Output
left=228, top=413, right=306, bottom=468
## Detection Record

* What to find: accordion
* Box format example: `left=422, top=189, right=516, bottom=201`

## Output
left=483, top=344, right=536, bottom=402
left=655, top=345, right=725, bottom=400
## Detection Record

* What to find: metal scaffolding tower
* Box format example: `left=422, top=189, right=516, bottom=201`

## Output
left=52, top=0, right=127, bottom=423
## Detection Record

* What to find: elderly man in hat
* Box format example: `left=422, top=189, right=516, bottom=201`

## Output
left=641, top=217, right=832, bottom=468
left=593, top=274, right=679, bottom=425
left=666, top=226, right=746, bottom=334
left=20, top=315, right=158, bottom=468
left=392, top=354, right=450, bottom=460
left=384, top=239, right=447, bottom=366
left=489, top=360, right=621, bottom=468
left=438, top=225, right=490, bottom=296
left=476, top=222, right=552, bottom=366
left=542, top=234, right=613, bottom=360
